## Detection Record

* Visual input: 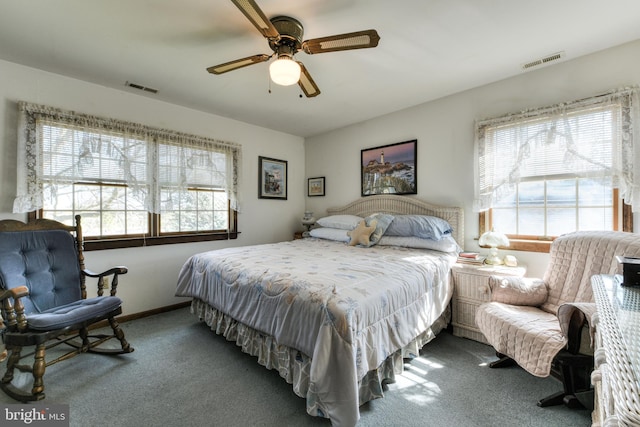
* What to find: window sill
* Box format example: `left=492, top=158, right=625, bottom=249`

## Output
left=478, top=238, right=552, bottom=254
left=504, top=239, right=552, bottom=253
left=84, top=232, right=239, bottom=251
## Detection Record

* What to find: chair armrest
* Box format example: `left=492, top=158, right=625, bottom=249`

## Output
left=0, top=285, right=30, bottom=332
left=487, top=276, right=548, bottom=306
left=83, top=266, right=128, bottom=278
left=0, top=287, right=28, bottom=360
left=558, top=302, right=597, bottom=354
left=82, top=266, right=128, bottom=297
left=0, top=285, right=29, bottom=302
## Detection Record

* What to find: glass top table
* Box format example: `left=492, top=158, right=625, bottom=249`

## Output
left=591, top=274, right=640, bottom=425
left=595, top=274, right=640, bottom=379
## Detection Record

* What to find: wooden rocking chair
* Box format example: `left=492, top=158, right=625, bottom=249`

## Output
left=0, top=215, right=133, bottom=401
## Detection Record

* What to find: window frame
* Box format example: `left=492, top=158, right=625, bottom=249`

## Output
left=475, top=89, right=639, bottom=253
left=479, top=189, right=632, bottom=253
left=30, top=205, right=238, bottom=251
left=18, top=102, right=241, bottom=251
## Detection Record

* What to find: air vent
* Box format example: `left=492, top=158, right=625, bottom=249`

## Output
left=521, top=51, right=565, bottom=71
left=125, top=81, right=158, bottom=94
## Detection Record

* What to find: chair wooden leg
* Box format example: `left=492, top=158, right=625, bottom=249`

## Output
left=2, top=345, right=21, bottom=384
left=0, top=344, right=46, bottom=402
left=31, top=344, right=46, bottom=397
left=87, top=317, right=134, bottom=354
left=109, top=317, right=133, bottom=353
left=79, top=327, right=90, bottom=352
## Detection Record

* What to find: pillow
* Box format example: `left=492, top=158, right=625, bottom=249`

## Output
left=316, top=215, right=363, bottom=230
left=488, top=276, right=548, bottom=306
left=309, top=227, right=350, bottom=242
left=363, top=213, right=395, bottom=247
left=377, top=235, right=460, bottom=253
left=385, top=215, right=453, bottom=241
left=347, top=219, right=377, bottom=247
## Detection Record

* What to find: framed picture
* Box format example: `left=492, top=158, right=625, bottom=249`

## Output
left=258, top=156, right=287, bottom=200
left=307, top=177, right=325, bottom=197
left=361, top=139, right=417, bottom=196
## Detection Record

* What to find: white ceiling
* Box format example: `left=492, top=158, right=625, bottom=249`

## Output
left=1, top=0, right=640, bottom=137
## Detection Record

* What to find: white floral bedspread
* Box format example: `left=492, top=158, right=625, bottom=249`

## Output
left=175, top=238, right=455, bottom=427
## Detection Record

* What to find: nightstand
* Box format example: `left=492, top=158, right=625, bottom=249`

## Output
left=451, top=263, right=526, bottom=344
left=294, top=231, right=304, bottom=240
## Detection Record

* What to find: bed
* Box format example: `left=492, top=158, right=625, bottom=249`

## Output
left=175, top=195, right=464, bottom=427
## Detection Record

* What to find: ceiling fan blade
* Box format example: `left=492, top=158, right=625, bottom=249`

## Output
left=207, top=54, right=270, bottom=74
left=302, top=29, right=380, bottom=54
left=297, top=62, right=320, bottom=98
left=230, top=0, right=280, bottom=40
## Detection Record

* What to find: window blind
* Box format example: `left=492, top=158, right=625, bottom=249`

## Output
left=474, top=87, right=640, bottom=213
left=14, top=102, right=242, bottom=215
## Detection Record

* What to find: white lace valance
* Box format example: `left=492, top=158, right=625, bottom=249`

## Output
left=474, top=87, right=640, bottom=213
left=13, top=102, right=242, bottom=214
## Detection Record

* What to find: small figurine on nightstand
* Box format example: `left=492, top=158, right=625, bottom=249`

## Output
left=503, top=255, right=518, bottom=267
left=301, top=211, right=316, bottom=237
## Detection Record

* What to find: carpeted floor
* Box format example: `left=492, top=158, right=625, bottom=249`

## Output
left=0, top=307, right=592, bottom=426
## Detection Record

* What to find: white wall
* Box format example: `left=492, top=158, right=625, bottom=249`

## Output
left=305, top=39, right=640, bottom=278
left=3, top=39, right=639, bottom=312
left=0, top=59, right=305, bottom=315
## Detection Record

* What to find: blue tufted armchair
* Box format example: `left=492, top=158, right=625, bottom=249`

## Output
left=0, top=216, right=133, bottom=401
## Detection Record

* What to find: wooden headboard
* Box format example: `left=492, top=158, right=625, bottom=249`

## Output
left=326, top=195, right=464, bottom=248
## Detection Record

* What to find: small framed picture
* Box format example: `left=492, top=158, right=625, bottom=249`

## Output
left=308, top=177, right=325, bottom=197
left=258, top=156, right=287, bottom=200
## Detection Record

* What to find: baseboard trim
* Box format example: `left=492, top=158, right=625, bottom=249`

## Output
left=119, top=300, right=191, bottom=323
left=91, top=300, right=191, bottom=329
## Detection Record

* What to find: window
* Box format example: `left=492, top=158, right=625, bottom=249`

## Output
left=14, top=102, right=241, bottom=250
left=475, top=88, right=640, bottom=252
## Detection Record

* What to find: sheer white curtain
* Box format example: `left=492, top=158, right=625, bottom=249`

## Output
left=13, top=102, right=242, bottom=214
left=474, top=87, right=640, bottom=212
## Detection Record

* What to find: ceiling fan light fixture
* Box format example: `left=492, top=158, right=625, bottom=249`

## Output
left=269, top=57, right=301, bottom=86
left=209, top=2, right=380, bottom=97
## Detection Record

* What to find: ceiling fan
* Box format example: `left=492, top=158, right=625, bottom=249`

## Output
left=207, top=0, right=381, bottom=97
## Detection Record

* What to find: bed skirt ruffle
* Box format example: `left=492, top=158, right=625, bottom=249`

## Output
left=191, top=298, right=449, bottom=419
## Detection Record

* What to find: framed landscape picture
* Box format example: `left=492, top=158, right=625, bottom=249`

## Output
left=258, top=156, right=287, bottom=200
left=361, top=139, right=417, bottom=196
left=308, top=177, right=325, bottom=197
